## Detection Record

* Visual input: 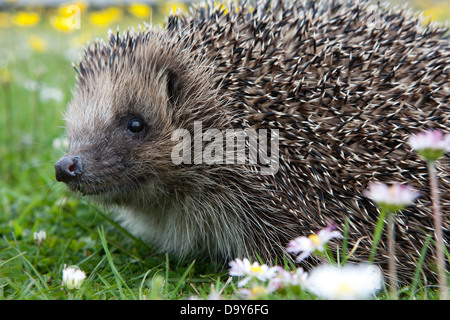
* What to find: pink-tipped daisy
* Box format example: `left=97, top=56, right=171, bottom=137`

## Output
left=408, top=129, right=450, bottom=162
left=364, top=182, right=419, bottom=212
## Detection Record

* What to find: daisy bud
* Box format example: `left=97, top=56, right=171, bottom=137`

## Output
left=62, top=265, right=86, bottom=290
left=33, top=230, right=46, bottom=247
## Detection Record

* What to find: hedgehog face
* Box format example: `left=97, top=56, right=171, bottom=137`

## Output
left=55, top=38, right=183, bottom=203
left=55, top=30, right=224, bottom=205
left=55, top=79, right=173, bottom=201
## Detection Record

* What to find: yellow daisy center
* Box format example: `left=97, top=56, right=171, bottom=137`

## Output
left=308, top=234, right=320, bottom=245
left=251, top=286, right=267, bottom=297
left=250, top=265, right=263, bottom=273
left=336, top=283, right=355, bottom=298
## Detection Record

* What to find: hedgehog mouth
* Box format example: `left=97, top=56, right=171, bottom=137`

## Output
left=67, top=181, right=115, bottom=196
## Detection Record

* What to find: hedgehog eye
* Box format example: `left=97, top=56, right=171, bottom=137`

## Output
left=127, top=117, right=146, bottom=134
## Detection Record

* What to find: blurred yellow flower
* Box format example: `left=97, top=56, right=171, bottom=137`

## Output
left=423, top=3, right=450, bottom=23
left=50, top=12, right=81, bottom=32
left=0, top=12, right=10, bottom=27
left=27, top=35, right=48, bottom=52
left=0, top=68, right=12, bottom=84
left=89, top=7, right=123, bottom=27
left=128, top=3, right=152, bottom=18
left=50, top=3, right=83, bottom=32
left=159, top=2, right=188, bottom=15
left=50, top=15, right=77, bottom=32
left=12, top=11, right=40, bottom=27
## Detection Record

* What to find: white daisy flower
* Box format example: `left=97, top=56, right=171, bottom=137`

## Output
left=286, top=222, right=342, bottom=262
left=229, top=258, right=277, bottom=286
left=305, top=263, right=383, bottom=300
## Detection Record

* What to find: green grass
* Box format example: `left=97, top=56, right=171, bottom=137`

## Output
left=0, top=12, right=233, bottom=301
left=0, top=3, right=448, bottom=301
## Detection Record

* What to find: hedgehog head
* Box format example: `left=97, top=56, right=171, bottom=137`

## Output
left=55, top=28, right=224, bottom=203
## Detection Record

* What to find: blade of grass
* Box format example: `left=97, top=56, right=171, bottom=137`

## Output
left=169, top=260, right=196, bottom=300
left=324, top=244, right=336, bottom=264
left=139, top=268, right=153, bottom=300
left=67, top=208, right=147, bottom=262
left=369, top=207, right=387, bottom=262
left=20, top=271, right=50, bottom=300
left=165, top=253, right=169, bottom=293
left=85, top=252, right=108, bottom=283
left=409, top=234, right=432, bottom=300
left=6, top=237, right=50, bottom=294
left=98, top=226, right=136, bottom=300
left=0, top=249, right=26, bottom=268
left=16, top=277, right=36, bottom=300
left=341, top=217, right=350, bottom=265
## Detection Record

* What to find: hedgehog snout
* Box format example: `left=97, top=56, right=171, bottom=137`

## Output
left=55, top=155, right=84, bottom=183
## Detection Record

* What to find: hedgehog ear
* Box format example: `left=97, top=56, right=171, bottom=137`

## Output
left=166, top=69, right=180, bottom=103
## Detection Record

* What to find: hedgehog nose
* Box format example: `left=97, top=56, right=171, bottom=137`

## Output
left=55, top=155, right=83, bottom=183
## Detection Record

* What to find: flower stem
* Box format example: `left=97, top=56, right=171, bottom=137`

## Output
left=34, top=246, right=40, bottom=267
left=428, top=160, right=448, bottom=300
left=387, top=211, right=398, bottom=300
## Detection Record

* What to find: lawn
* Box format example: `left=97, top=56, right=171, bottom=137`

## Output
left=0, top=0, right=449, bottom=302
left=0, top=1, right=230, bottom=301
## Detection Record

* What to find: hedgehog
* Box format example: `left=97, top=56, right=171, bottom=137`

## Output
left=55, top=0, right=449, bottom=284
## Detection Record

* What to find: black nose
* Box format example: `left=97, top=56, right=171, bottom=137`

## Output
left=55, top=155, right=83, bottom=183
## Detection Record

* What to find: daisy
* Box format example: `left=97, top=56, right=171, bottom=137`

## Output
left=304, top=263, right=383, bottom=300
left=268, top=266, right=308, bottom=290
left=408, top=129, right=450, bottom=161
left=364, top=182, right=419, bottom=212
left=229, top=258, right=277, bottom=286
left=286, top=222, right=342, bottom=262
